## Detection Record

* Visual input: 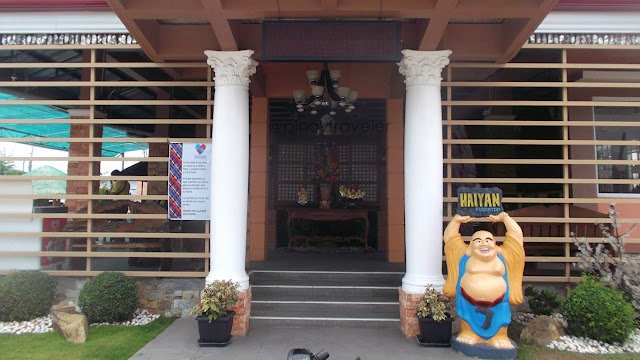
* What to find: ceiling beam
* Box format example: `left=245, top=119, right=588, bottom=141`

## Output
left=106, top=0, right=163, bottom=63
left=201, top=0, right=238, bottom=51
left=117, top=0, right=207, bottom=20
left=499, top=0, right=559, bottom=62
left=105, top=54, right=204, bottom=119
left=419, top=0, right=458, bottom=51
left=250, top=64, right=266, bottom=98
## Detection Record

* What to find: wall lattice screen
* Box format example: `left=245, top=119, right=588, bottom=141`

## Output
left=269, top=99, right=385, bottom=206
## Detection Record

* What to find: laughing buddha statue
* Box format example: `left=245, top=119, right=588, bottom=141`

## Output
left=443, top=212, right=525, bottom=350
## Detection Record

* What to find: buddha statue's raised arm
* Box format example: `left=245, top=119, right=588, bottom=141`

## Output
left=443, top=215, right=474, bottom=298
left=489, top=212, right=525, bottom=305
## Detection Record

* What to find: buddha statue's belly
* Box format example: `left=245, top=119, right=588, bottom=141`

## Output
left=460, top=273, right=507, bottom=303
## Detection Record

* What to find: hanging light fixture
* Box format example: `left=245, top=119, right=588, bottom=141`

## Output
left=293, top=62, right=358, bottom=116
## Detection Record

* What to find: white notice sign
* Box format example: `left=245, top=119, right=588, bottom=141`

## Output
left=168, top=142, right=211, bottom=220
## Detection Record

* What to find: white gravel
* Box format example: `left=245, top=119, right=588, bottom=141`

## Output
left=548, top=330, right=640, bottom=354
left=0, top=315, right=53, bottom=335
left=0, top=309, right=160, bottom=335
left=512, top=312, right=640, bottom=355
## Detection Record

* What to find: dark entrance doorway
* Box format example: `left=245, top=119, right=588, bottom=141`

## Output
left=267, top=99, right=387, bottom=253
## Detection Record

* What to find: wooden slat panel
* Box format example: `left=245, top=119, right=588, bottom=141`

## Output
left=1, top=42, right=638, bottom=281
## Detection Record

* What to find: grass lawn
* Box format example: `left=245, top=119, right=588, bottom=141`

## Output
left=0, top=316, right=175, bottom=360
left=516, top=345, right=640, bottom=360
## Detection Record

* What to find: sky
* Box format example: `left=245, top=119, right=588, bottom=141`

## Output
left=1, top=142, right=147, bottom=175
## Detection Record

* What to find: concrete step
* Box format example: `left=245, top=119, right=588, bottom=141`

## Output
left=250, top=270, right=404, bottom=287
left=251, top=285, right=399, bottom=302
left=252, top=301, right=399, bottom=318
left=249, top=270, right=403, bottom=328
left=250, top=316, right=400, bottom=328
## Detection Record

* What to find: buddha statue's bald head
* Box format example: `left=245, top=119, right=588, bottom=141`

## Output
left=466, top=230, right=502, bottom=261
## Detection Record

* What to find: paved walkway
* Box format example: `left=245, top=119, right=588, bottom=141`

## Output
left=130, top=319, right=469, bottom=360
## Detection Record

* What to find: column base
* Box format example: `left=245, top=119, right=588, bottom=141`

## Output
left=206, top=271, right=250, bottom=291
left=401, top=274, right=445, bottom=294
left=399, top=287, right=422, bottom=338
left=230, top=287, right=251, bottom=336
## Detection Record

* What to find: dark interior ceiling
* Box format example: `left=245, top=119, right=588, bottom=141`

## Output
left=0, top=47, right=208, bottom=139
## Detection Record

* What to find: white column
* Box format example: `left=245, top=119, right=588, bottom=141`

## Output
left=398, top=49, right=452, bottom=294
left=204, top=50, right=258, bottom=290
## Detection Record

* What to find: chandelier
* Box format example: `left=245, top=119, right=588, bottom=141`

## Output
left=293, top=63, right=358, bottom=116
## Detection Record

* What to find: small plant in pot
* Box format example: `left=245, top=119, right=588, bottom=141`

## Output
left=416, top=284, right=454, bottom=346
left=191, top=280, right=239, bottom=346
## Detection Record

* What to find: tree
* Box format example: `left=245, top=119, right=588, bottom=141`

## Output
left=0, top=151, right=24, bottom=175
left=572, top=204, right=639, bottom=311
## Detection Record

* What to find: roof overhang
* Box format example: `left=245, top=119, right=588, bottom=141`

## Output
left=103, top=0, right=559, bottom=63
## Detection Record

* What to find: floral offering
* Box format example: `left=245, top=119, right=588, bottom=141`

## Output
left=339, top=185, right=365, bottom=200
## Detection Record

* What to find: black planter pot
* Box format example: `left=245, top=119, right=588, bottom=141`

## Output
left=196, top=311, right=235, bottom=345
left=417, top=316, right=453, bottom=346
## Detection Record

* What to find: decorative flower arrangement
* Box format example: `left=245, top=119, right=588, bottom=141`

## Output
left=339, top=185, right=365, bottom=200
left=314, top=161, right=340, bottom=184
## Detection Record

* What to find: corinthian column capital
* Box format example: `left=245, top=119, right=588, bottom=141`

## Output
left=397, top=49, right=452, bottom=87
left=204, top=49, right=258, bottom=88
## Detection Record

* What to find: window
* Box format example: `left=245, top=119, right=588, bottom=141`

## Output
left=594, top=105, right=640, bottom=196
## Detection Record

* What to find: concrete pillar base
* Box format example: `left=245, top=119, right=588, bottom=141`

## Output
left=230, top=287, right=251, bottom=336
left=399, top=287, right=422, bottom=338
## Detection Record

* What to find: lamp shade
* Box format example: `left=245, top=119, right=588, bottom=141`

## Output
left=329, top=69, right=341, bottom=81
left=306, top=70, right=319, bottom=83
left=337, top=87, right=350, bottom=98
left=347, top=90, right=358, bottom=103
left=311, top=85, right=324, bottom=97
left=293, top=89, right=305, bottom=102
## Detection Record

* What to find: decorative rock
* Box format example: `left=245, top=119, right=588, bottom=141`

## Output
left=52, top=301, right=78, bottom=314
left=52, top=311, right=89, bottom=343
left=520, top=315, right=566, bottom=346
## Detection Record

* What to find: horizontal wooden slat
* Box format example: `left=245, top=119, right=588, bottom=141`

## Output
left=0, top=251, right=208, bottom=258
left=0, top=157, right=168, bottom=162
left=1, top=175, right=166, bottom=181
left=0, top=81, right=213, bottom=87
left=0, top=137, right=212, bottom=143
left=444, top=120, right=640, bottom=127
left=0, top=213, right=167, bottom=219
left=0, top=270, right=208, bottom=277
left=0, top=118, right=212, bottom=124
left=0, top=232, right=209, bottom=238
left=443, top=81, right=640, bottom=88
left=442, top=100, right=640, bottom=107
left=447, top=177, right=640, bottom=184
left=445, top=159, right=640, bottom=165
left=0, top=62, right=205, bottom=68
left=0, top=194, right=167, bottom=200
left=450, top=62, right=640, bottom=69
left=0, top=100, right=213, bottom=105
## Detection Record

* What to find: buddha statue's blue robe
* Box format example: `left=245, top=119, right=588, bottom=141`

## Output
left=455, top=254, right=511, bottom=340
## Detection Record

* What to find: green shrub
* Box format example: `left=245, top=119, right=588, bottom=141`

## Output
left=0, top=270, right=55, bottom=321
left=563, top=277, right=636, bottom=344
left=78, top=272, right=138, bottom=323
left=524, top=284, right=562, bottom=316
left=191, top=280, right=239, bottom=322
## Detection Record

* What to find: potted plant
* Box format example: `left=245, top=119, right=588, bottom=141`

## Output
left=191, top=280, right=239, bottom=346
left=416, top=284, right=454, bottom=346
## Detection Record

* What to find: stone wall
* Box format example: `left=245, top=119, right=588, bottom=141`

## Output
left=54, top=277, right=204, bottom=318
